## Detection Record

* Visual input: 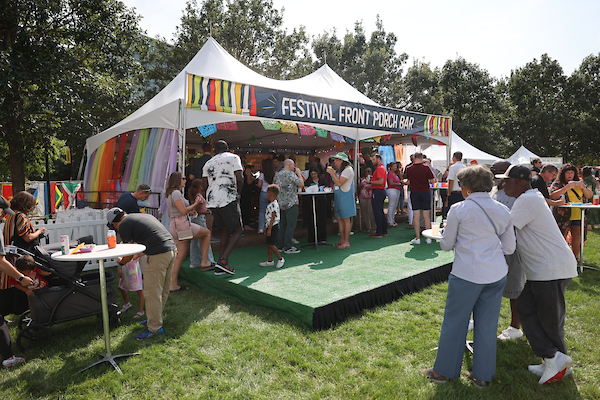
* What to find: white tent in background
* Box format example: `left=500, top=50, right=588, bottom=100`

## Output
left=508, top=146, right=540, bottom=166
left=404, top=131, right=501, bottom=172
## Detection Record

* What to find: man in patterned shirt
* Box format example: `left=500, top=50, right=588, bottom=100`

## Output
left=202, top=140, right=243, bottom=275
left=274, top=159, right=305, bottom=253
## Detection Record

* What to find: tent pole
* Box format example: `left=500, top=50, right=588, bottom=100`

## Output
left=77, top=148, right=86, bottom=181
left=180, top=72, right=188, bottom=174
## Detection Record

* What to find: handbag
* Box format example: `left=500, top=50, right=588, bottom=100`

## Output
left=169, top=195, right=194, bottom=240
left=553, top=188, right=580, bottom=223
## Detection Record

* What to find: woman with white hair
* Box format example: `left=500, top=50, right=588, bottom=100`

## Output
left=421, top=165, right=516, bottom=388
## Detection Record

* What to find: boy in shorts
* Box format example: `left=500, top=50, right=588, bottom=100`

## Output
left=259, top=185, right=285, bottom=269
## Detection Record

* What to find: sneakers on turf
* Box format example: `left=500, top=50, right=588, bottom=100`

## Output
left=135, top=327, right=164, bottom=340
left=276, top=258, right=285, bottom=269
left=426, top=238, right=432, bottom=244
left=284, top=247, right=300, bottom=254
left=259, top=260, right=275, bottom=267
left=539, top=351, right=573, bottom=384
left=497, top=326, right=523, bottom=340
left=529, top=361, right=573, bottom=377
left=410, top=238, right=421, bottom=245
left=214, top=261, right=235, bottom=275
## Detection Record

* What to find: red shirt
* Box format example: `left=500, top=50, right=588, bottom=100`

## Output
left=371, top=163, right=387, bottom=190
left=405, top=163, right=434, bottom=192
left=8, top=267, right=49, bottom=290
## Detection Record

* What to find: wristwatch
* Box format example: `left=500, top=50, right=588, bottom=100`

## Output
left=17, top=275, right=24, bottom=282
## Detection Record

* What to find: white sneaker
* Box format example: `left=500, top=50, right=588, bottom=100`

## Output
left=259, top=260, right=274, bottom=267
left=539, top=351, right=573, bottom=384
left=410, top=238, right=421, bottom=245
left=284, top=247, right=301, bottom=254
left=529, top=361, right=573, bottom=377
left=276, top=258, right=285, bottom=269
left=468, top=319, right=474, bottom=332
left=332, top=218, right=338, bottom=223
left=426, top=238, right=432, bottom=244
left=497, top=326, right=524, bottom=340
left=292, top=238, right=300, bottom=245
left=257, top=229, right=264, bottom=234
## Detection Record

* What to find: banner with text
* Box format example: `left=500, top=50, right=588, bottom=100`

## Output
left=187, top=75, right=450, bottom=137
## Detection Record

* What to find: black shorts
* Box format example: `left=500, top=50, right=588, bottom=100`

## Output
left=266, top=224, right=279, bottom=245
left=210, top=201, right=242, bottom=231
left=569, top=219, right=582, bottom=227
left=410, top=191, right=431, bottom=211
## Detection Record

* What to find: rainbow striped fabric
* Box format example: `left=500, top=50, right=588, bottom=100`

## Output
left=187, top=75, right=257, bottom=116
left=424, top=116, right=451, bottom=137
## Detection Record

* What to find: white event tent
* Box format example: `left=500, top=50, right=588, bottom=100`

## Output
left=507, top=146, right=540, bottom=166
left=83, top=38, right=452, bottom=206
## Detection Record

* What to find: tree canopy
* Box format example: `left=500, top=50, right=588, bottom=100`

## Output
left=2, top=0, right=600, bottom=195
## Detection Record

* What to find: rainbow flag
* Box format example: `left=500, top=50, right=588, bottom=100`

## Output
left=187, top=75, right=257, bottom=116
left=424, top=116, right=451, bottom=137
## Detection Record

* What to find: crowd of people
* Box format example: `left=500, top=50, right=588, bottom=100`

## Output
left=0, top=141, right=596, bottom=385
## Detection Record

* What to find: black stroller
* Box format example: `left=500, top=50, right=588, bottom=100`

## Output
left=6, top=236, right=120, bottom=352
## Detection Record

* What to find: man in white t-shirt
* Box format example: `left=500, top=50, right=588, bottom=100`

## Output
left=446, top=151, right=466, bottom=213
left=500, top=164, right=577, bottom=385
left=202, top=140, right=243, bottom=275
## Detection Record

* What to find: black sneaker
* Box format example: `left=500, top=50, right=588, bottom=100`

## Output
left=214, top=262, right=235, bottom=275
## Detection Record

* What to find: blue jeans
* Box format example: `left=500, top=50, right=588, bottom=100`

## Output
left=189, top=214, right=214, bottom=265
left=434, top=274, right=507, bottom=381
left=278, top=205, right=298, bottom=250
left=371, top=189, right=387, bottom=235
left=258, top=190, right=269, bottom=232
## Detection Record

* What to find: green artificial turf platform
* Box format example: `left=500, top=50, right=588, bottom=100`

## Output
left=180, top=227, right=454, bottom=329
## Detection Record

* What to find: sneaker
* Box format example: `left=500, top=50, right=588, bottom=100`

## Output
left=292, top=238, right=300, bottom=245
left=214, top=262, right=235, bottom=275
left=259, top=260, right=275, bottom=267
left=539, top=351, right=573, bottom=384
left=276, top=258, right=285, bottom=269
left=497, top=326, right=523, bottom=340
left=410, top=238, right=421, bottom=245
left=426, top=238, right=432, bottom=244
left=135, top=327, right=164, bottom=340
left=468, top=319, right=474, bottom=332
left=370, top=233, right=383, bottom=238
left=2, top=356, right=25, bottom=368
left=284, top=247, right=301, bottom=254
left=529, top=362, right=573, bottom=377
left=332, top=218, right=338, bottom=223
left=257, top=229, right=264, bottom=234
left=138, top=319, right=148, bottom=325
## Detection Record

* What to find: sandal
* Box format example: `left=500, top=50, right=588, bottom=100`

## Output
left=120, top=302, right=132, bottom=314
left=3, top=356, right=25, bottom=369
left=201, top=262, right=216, bottom=272
left=337, top=244, right=351, bottom=249
left=133, top=311, right=145, bottom=319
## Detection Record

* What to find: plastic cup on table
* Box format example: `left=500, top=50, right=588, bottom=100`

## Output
left=594, top=195, right=599, bottom=205
left=432, top=222, right=440, bottom=236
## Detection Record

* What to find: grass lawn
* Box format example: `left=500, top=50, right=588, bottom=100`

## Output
left=2, top=231, right=600, bottom=399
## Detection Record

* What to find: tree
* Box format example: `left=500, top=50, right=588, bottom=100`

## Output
left=439, top=57, right=505, bottom=156
left=505, top=54, right=572, bottom=159
left=312, top=18, right=408, bottom=108
left=567, top=53, right=600, bottom=165
left=0, top=0, right=144, bottom=193
left=403, top=60, right=444, bottom=115
left=139, top=0, right=312, bottom=103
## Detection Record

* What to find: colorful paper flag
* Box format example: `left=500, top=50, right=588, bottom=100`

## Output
left=199, top=124, right=217, bottom=137
left=261, top=120, right=281, bottom=131
left=280, top=121, right=298, bottom=134
left=330, top=132, right=346, bottom=143
left=298, top=124, right=316, bottom=136
left=316, top=127, right=328, bottom=138
left=216, top=121, right=238, bottom=130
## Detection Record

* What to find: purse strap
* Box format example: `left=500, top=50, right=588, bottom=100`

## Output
left=467, top=198, right=498, bottom=236
left=566, top=188, right=581, bottom=202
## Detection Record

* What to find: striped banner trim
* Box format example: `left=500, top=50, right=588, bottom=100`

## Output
left=188, top=75, right=257, bottom=116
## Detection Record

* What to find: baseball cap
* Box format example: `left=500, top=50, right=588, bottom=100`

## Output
left=106, top=207, right=125, bottom=229
left=490, top=160, right=511, bottom=175
left=332, top=152, right=350, bottom=163
left=494, top=165, right=532, bottom=181
left=0, top=196, right=15, bottom=215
